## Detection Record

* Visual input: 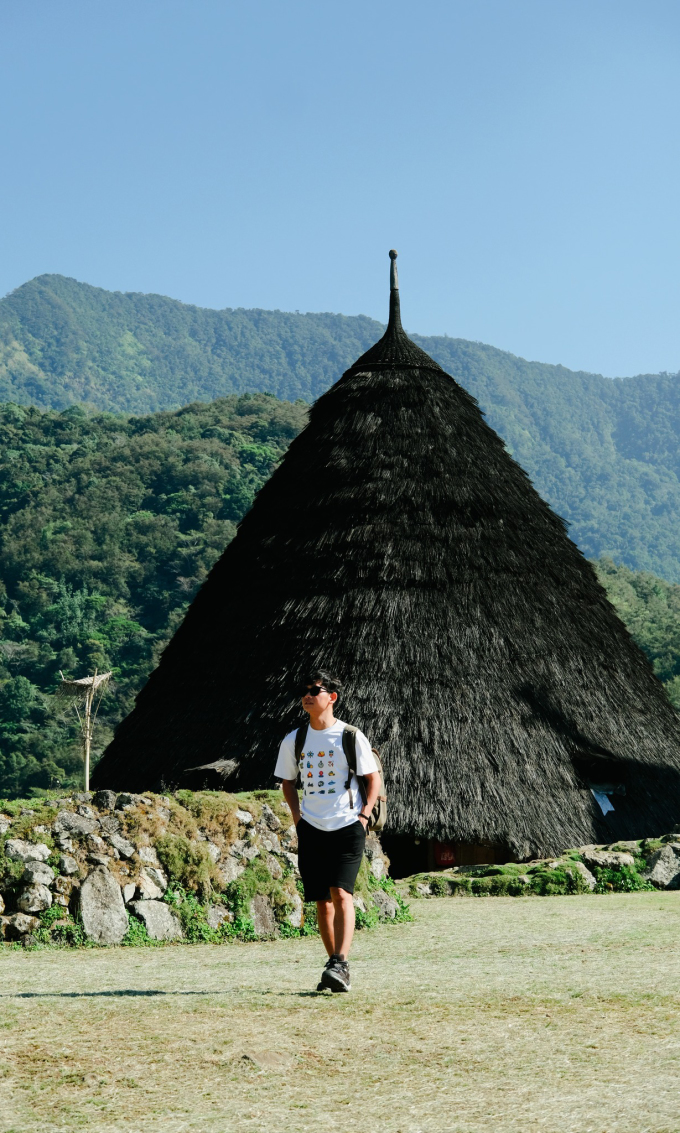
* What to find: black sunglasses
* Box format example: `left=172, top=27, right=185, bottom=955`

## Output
left=298, top=685, right=328, bottom=698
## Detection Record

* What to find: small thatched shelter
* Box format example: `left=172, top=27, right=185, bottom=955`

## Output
left=94, top=252, right=680, bottom=863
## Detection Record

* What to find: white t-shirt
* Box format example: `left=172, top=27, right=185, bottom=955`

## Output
left=275, top=719, right=379, bottom=832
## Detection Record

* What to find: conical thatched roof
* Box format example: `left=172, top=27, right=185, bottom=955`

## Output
left=94, top=252, right=680, bottom=858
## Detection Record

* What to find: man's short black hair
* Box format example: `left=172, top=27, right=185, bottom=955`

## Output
left=303, top=670, right=343, bottom=696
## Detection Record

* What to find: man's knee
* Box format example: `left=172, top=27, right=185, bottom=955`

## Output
left=330, top=886, right=353, bottom=906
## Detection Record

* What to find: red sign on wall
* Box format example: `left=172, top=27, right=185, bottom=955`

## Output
left=434, top=842, right=456, bottom=867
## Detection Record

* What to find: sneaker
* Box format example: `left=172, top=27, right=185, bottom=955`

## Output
left=317, top=956, right=335, bottom=991
left=320, top=955, right=351, bottom=993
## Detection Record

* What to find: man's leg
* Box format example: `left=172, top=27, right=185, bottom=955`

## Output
left=316, top=898, right=335, bottom=957
left=330, top=886, right=355, bottom=959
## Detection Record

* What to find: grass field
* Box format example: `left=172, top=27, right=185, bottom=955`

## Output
left=1, top=893, right=680, bottom=1133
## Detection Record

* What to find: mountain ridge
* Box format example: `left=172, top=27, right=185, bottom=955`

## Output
left=2, top=273, right=680, bottom=581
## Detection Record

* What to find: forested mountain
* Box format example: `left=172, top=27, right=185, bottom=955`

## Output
left=2, top=274, right=680, bottom=580
left=0, top=395, right=678, bottom=800
left=0, top=395, right=306, bottom=797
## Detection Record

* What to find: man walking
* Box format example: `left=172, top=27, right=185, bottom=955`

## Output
left=275, top=671, right=381, bottom=992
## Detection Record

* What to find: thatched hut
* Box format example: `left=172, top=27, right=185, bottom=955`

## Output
left=94, top=252, right=680, bottom=866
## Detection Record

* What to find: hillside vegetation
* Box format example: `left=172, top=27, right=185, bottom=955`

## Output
left=2, top=274, right=680, bottom=580
left=0, top=395, right=306, bottom=796
left=0, top=395, right=678, bottom=799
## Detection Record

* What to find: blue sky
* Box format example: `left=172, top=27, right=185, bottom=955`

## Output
left=2, top=0, right=680, bottom=376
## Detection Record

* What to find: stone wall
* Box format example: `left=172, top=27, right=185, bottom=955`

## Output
left=399, top=835, right=680, bottom=899
left=0, top=790, right=404, bottom=948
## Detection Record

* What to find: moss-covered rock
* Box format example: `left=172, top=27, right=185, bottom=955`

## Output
left=400, top=837, right=674, bottom=900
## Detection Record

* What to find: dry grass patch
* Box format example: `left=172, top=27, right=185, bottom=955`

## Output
left=1, top=893, right=680, bottom=1132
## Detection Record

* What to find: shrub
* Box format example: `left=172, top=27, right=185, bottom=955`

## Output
left=155, top=833, right=219, bottom=898
left=471, top=875, right=527, bottom=897
left=429, top=875, right=451, bottom=897
left=592, top=865, right=653, bottom=894
left=122, top=912, right=156, bottom=947
left=300, top=901, right=319, bottom=936
left=171, top=791, right=239, bottom=843
left=367, top=875, right=413, bottom=922
left=51, top=919, right=86, bottom=947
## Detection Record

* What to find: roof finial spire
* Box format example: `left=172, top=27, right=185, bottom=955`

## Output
left=387, top=249, right=402, bottom=333
left=389, top=248, right=399, bottom=290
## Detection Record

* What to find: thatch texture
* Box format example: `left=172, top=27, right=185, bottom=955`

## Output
left=94, top=261, right=680, bottom=857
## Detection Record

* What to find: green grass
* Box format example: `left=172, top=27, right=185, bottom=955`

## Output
left=1, top=893, right=680, bottom=1132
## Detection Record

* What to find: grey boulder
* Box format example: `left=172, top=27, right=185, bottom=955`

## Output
left=6, top=913, right=40, bottom=939
left=265, top=854, right=283, bottom=880
left=79, top=866, right=128, bottom=944
left=136, top=866, right=167, bottom=900
left=108, top=832, right=135, bottom=859
left=17, top=883, right=52, bottom=913
left=249, top=894, right=278, bottom=936
left=564, top=860, right=596, bottom=891
left=370, top=857, right=386, bottom=880
left=54, top=810, right=98, bottom=837
left=129, top=899, right=183, bottom=940
left=22, top=861, right=55, bottom=886
left=207, top=904, right=233, bottom=930
left=93, top=790, right=117, bottom=811
left=0, top=815, right=11, bottom=835
left=371, top=889, right=400, bottom=919
left=261, top=803, right=282, bottom=831
left=137, top=845, right=160, bottom=867
left=57, top=854, right=79, bottom=876
left=53, top=876, right=74, bottom=900
left=281, top=825, right=298, bottom=852
left=122, top=883, right=136, bottom=904
left=5, top=839, right=50, bottom=864
left=643, top=844, right=680, bottom=889
left=218, top=858, right=244, bottom=885
left=286, top=892, right=303, bottom=929
left=581, top=849, right=635, bottom=871
left=115, top=793, right=139, bottom=809
left=99, top=814, right=121, bottom=835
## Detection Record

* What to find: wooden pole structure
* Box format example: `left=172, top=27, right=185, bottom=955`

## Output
left=57, top=669, right=111, bottom=793
left=83, top=668, right=96, bottom=792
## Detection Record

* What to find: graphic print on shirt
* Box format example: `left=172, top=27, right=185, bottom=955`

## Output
left=304, top=743, right=343, bottom=796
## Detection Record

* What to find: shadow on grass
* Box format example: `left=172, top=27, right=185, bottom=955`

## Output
left=3, top=989, right=214, bottom=998
left=4, top=988, right=336, bottom=1000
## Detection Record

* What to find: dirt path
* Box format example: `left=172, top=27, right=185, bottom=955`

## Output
left=1, top=893, right=680, bottom=1132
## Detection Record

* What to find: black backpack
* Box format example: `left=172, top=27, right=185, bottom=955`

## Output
left=293, top=723, right=387, bottom=832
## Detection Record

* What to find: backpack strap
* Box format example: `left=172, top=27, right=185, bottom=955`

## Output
left=293, top=724, right=307, bottom=787
left=342, top=725, right=368, bottom=810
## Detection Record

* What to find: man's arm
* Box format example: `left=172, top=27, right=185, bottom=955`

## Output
left=281, top=778, right=301, bottom=826
left=357, top=770, right=381, bottom=826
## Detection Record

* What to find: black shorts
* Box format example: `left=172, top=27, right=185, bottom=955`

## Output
left=296, top=818, right=366, bottom=902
